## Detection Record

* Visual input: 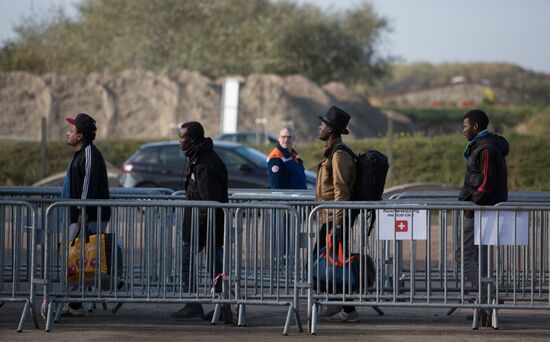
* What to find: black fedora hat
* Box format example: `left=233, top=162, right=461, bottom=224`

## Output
left=319, top=106, right=350, bottom=135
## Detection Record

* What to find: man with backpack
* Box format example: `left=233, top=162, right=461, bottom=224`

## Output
left=315, top=105, right=358, bottom=323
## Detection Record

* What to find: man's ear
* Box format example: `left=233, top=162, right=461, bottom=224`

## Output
left=472, top=122, right=479, bottom=132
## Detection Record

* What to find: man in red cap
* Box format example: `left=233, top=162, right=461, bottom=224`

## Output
left=62, top=112, right=111, bottom=316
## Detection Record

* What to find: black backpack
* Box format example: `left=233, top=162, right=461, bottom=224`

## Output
left=331, top=145, right=389, bottom=235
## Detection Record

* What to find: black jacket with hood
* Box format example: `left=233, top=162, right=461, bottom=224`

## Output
left=69, top=142, right=111, bottom=223
left=183, top=137, right=228, bottom=248
left=459, top=133, right=509, bottom=205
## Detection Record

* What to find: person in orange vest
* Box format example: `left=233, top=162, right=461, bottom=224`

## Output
left=267, top=127, right=307, bottom=189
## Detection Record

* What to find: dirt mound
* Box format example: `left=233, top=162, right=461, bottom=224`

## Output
left=0, top=72, right=51, bottom=139
left=44, top=73, right=111, bottom=138
left=164, top=69, right=221, bottom=137
left=0, top=70, right=412, bottom=141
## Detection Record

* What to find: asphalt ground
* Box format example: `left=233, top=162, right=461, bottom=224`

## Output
left=2, top=302, right=550, bottom=341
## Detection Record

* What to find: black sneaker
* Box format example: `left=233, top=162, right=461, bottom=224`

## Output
left=171, top=303, right=204, bottom=320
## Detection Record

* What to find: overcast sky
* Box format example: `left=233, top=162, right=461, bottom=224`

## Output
left=1, top=0, right=549, bottom=73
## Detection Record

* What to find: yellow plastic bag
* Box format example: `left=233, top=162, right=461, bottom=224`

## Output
left=67, top=234, right=109, bottom=284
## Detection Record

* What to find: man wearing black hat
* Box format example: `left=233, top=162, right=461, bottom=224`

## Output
left=315, top=105, right=358, bottom=322
left=62, top=112, right=111, bottom=316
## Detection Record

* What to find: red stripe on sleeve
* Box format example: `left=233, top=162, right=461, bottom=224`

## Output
left=477, top=149, right=489, bottom=193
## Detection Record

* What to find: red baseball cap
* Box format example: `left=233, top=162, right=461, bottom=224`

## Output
left=66, top=113, right=97, bottom=133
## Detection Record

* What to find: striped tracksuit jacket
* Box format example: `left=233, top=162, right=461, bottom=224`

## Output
left=68, top=142, right=111, bottom=224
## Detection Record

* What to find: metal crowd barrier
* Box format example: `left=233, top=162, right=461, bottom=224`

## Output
left=0, top=200, right=39, bottom=332
left=386, top=191, right=550, bottom=313
left=2, top=186, right=550, bottom=334
left=40, top=199, right=303, bottom=334
left=307, top=202, right=550, bottom=334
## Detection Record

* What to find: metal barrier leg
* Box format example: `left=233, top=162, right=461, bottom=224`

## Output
left=29, top=302, right=40, bottom=329
left=17, top=301, right=30, bottom=332
left=237, top=304, right=246, bottom=327
left=45, top=301, right=55, bottom=332
left=471, top=298, right=480, bottom=330
left=294, top=307, right=304, bottom=333
left=283, top=304, right=293, bottom=336
left=30, top=302, right=40, bottom=329
left=371, top=305, right=384, bottom=316
left=211, top=303, right=222, bottom=325
left=310, top=303, right=318, bottom=335
left=111, top=302, right=124, bottom=314
left=54, top=302, right=63, bottom=323
left=446, top=306, right=458, bottom=316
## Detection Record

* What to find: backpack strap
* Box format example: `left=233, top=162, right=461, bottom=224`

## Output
left=324, top=144, right=357, bottom=188
left=331, top=144, right=357, bottom=160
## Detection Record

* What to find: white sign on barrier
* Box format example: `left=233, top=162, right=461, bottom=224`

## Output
left=474, top=210, right=528, bottom=246
left=377, top=209, right=428, bottom=240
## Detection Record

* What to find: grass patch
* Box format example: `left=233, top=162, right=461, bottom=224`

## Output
left=1, top=134, right=549, bottom=191
left=382, top=105, right=547, bottom=133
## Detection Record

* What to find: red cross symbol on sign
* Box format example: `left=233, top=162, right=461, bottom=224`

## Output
left=395, top=220, right=408, bottom=232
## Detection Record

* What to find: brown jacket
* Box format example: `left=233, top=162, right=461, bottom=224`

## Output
left=315, top=137, right=356, bottom=226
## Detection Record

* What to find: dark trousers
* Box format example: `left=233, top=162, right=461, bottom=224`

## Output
left=314, top=222, right=356, bottom=313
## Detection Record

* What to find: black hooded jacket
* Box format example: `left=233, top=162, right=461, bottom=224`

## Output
left=69, top=142, right=111, bottom=223
left=459, top=133, right=509, bottom=205
left=183, top=137, right=228, bottom=248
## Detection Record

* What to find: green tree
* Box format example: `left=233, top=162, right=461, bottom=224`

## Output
left=0, top=0, right=391, bottom=86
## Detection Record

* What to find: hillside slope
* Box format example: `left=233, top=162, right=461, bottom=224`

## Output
left=0, top=70, right=413, bottom=142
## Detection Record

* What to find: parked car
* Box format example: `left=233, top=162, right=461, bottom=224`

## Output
left=120, top=140, right=316, bottom=190
left=217, top=131, right=278, bottom=146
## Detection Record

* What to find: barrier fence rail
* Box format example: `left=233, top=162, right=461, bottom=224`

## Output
left=0, top=200, right=39, bottom=332
left=307, top=202, right=550, bottom=334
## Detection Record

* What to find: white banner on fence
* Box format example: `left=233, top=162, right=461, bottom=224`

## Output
left=474, top=210, right=528, bottom=246
left=377, top=209, right=427, bottom=240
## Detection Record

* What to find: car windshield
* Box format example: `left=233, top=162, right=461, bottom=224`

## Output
left=234, top=146, right=268, bottom=169
left=129, top=147, right=159, bottom=163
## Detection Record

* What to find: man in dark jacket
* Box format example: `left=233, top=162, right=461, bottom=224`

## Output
left=267, top=127, right=307, bottom=189
left=457, top=109, right=509, bottom=327
left=172, top=121, right=229, bottom=320
left=62, top=112, right=111, bottom=316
